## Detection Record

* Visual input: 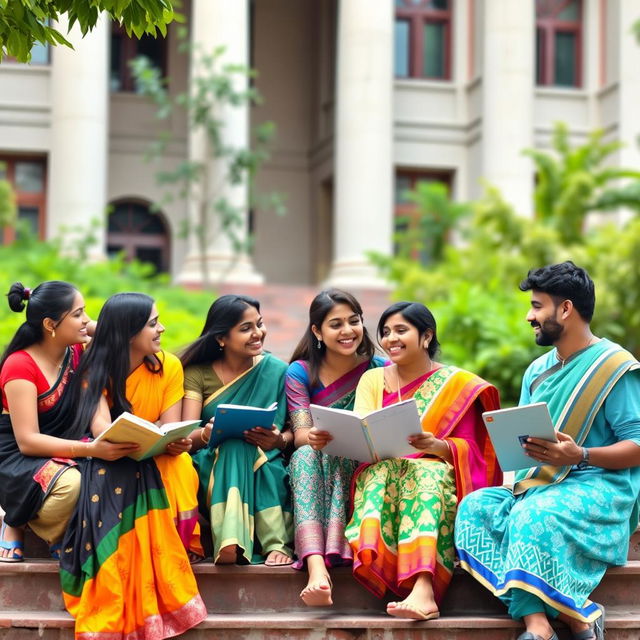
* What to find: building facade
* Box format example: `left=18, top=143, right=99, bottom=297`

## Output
left=1, top=0, right=639, bottom=287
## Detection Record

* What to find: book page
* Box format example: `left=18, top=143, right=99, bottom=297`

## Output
left=309, top=404, right=373, bottom=463
left=93, top=412, right=162, bottom=460
left=364, top=398, right=422, bottom=460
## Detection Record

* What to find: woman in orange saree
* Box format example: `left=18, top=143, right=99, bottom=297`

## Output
left=60, top=293, right=206, bottom=639
left=345, top=302, right=501, bottom=620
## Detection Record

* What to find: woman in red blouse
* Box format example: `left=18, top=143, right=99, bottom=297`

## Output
left=0, top=281, right=137, bottom=562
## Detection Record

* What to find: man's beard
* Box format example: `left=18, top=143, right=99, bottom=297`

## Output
left=533, top=317, right=564, bottom=346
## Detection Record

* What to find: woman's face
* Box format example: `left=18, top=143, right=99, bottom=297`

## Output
left=379, top=312, right=431, bottom=366
left=312, top=303, right=364, bottom=357
left=52, top=291, right=90, bottom=346
left=129, top=304, right=165, bottom=356
left=220, top=305, right=266, bottom=360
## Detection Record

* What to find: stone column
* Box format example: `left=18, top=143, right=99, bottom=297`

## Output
left=48, top=14, right=109, bottom=258
left=481, top=0, right=534, bottom=216
left=615, top=0, right=640, bottom=224
left=326, top=0, right=393, bottom=288
left=177, top=0, right=263, bottom=285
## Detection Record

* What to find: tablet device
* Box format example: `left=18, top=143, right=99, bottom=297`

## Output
left=482, top=402, right=557, bottom=472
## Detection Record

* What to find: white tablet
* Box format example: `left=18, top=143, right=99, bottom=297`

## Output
left=482, top=402, right=558, bottom=472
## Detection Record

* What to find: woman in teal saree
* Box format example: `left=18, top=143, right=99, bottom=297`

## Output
left=181, top=295, right=293, bottom=565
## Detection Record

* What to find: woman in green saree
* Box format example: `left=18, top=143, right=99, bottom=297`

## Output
left=181, top=294, right=294, bottom=565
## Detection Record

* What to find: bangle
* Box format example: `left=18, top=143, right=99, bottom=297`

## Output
left=200, top=427, right=211, bottom=445
left=71, top=443, right=77, bottom=458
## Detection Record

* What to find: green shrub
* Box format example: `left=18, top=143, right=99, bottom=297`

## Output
left=0, top=232, right=214, bottom=354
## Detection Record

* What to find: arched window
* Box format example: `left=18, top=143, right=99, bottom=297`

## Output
left=107, top=200, right=170, bottom=273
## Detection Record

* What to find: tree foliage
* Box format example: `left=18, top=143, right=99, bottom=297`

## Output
left=0, top=162, right=16, bottom=229
left=372, top=124, right=640, bottom=405
left=131, top=41, right=284, bottom=288
left=0, top=0, right=175, bottom=62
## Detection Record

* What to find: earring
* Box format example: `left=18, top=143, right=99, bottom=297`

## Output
left=317, top=339, right=322, bottom=350
left=218, top=342, right=224, bottom=350
left=424, top=340, right=430, bottom=349
left=51, top=329, right=56, bottom=339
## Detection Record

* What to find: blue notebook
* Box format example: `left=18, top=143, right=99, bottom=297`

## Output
left=482, top=402, right=558, bottom=472
left=209, top=402, right=278, bottom=448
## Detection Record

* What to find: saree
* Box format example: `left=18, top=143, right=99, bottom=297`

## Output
left=286, top=356, right=385, bottom=569
left=60, top=350, right=207, bottom=639
left=0, top=345, right=82, bottom=531
left=455, top=339, right=640, bottom=623
left=345, top=365, right=500, bottom=602
left=187, top=353, right=293, bottom=563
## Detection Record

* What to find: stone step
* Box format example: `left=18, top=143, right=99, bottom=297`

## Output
left=2, top=560, right=640, bottom=616
left=0, top=607, right=639, bottom=640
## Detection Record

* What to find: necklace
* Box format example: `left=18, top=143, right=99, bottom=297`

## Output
left=215, top=357, right=254, bottom=386
left=556, top=336, right=598, bottom=368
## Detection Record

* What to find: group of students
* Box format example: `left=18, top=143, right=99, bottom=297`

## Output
left=0, top=260, right=638, bottom=640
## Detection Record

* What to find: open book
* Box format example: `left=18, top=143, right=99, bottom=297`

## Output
left=482, top=402, right=558, bottom=471
left=209, top=402, right=278, bottom=449
left=93, top=412, right=201, bottom=461
left=309, top=398, right=422, bottom=463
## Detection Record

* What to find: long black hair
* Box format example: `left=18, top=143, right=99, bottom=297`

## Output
left=71, top=292, right=160, bottom=431
left=377, top=301, right=440, bottom=359
left=0, top=281, right=79, bottom=370
left=180, top=294, right=261, bottom=369
left=289, top=289, right=376, bottom=387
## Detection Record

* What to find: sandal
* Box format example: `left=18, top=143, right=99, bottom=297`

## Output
left=573, top=603, right=605, bottom=640
left=0, top=520, right=24, bottom=563
left=49, top=542, right=61, bottom=561
left=517, top=633, right=559, bottom=640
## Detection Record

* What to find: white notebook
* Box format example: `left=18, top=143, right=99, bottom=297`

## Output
left=482, top=402, right=558, bottom=472
left=309, top=398, right=422, bottom=463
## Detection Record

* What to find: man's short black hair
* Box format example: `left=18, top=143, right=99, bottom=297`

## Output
left=519, top=261, right=595, bottom=322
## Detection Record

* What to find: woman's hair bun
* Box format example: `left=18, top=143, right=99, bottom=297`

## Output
left=6, top=282, right=30, bottom=312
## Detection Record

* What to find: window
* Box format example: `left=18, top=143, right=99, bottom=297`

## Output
left=394, top=0, right=452, bottom=80
left=536, top=0, right=582, bottom=87
left=0, top=156, right=47, bottom=244
left=107, top=200, right=170, bottom=273
left=395, top=169, right=453, bottom=263
left=110, top=24, right=167, bottom=92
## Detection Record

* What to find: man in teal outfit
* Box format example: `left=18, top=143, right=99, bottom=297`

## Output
left=455, top=261, right=640, bottom=640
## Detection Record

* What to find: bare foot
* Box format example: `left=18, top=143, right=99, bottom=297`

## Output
left=215, top=545, right=238, bottom=565
left=300, top=573, right=333, bottom=607
left=265, top=550, right=293, bottom=566
left=386, top=599, right=439, bottom=621
left=387, top=572, right=438, bottom=620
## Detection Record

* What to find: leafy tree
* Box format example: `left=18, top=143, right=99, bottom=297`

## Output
left=0, top=0, right=174, bottom=62
left=0, top=162, right=16, bottom=229
left=131, top=40, right=284, bottom=288
left=523, top=123, right=640, bottom=243
left=372, top=124, right=640, bottom=405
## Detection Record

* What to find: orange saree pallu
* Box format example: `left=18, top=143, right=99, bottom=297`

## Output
left=60, top=457, right=206, bottom=639
left=345, top=366, right=501, bottom=603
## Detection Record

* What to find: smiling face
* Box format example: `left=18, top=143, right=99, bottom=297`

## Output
left=526, top=291, right=565, bottom=346
left=220, top=305, right=266, bottom=360
left=129, top=304, right=165, bottom=357
left=50, top=291, right=90, bottom=346
left=380, top=312, right=432, bottom=366
left=312, top=303, right=364, bottom=357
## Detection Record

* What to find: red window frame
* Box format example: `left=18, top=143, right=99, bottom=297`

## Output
left=394, top=169, right=453, bottom=262
left=395, top=0, right=453, bottom=80
left=0, top=155, right=47, bottom=244
left=536, top=0, right=583, bottom=87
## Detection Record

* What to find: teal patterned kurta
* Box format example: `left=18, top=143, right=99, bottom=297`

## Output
left=455, top=340, right=640, bottom=622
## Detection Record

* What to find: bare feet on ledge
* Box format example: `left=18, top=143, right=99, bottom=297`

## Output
left=386, top=599, right=439, bottom=621
left=386, top=572, right=439, bottom=620
left=264, top=550, right=293, bottom=566
left=300, top=573, right=333, bottom=607
left=215, top=545, right=238, bottom=565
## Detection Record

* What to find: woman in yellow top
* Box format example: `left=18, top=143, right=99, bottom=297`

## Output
left=60, top=293, right=206, bottom=639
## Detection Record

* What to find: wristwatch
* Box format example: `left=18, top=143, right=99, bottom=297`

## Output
left=576, top=446, right=590, bottom=470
